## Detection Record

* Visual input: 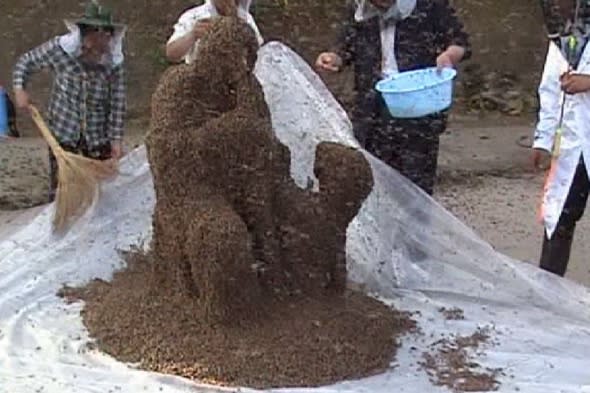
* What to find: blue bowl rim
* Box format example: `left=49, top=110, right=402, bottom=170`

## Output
left=375, top=67, right=457, bottom=94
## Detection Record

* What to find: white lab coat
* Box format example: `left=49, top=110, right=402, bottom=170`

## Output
left=535, top=40, right=590, bottom=237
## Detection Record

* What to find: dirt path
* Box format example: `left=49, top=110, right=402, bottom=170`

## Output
left=438, top=120, right=590, bottom=286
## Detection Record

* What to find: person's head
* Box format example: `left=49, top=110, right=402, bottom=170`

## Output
left=541, top=0, right=589, bottom=35
left=213, top=0, right=241, bottom=16
left=79, top=24, right=114, bottom=58
left=368, top=0, right=395, bottom=11
left=196, top=17, right=259, bottom=87
left=73, top=1, right=123, bottom=61
left=554, top=0, right=577, bottom=19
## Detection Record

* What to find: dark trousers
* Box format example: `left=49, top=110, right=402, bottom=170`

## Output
left=358, top=110, right=442, bottom=196
left=540, top=159, right=589, bottom=276
left=48, top=138, right=111, bottom=202
left=4, top=92, right=18, bottom=137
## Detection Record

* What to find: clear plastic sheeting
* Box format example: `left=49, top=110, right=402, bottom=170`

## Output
left=254, top=42, right=359, bottom=189
left=1, top=42, right=590, bottom=393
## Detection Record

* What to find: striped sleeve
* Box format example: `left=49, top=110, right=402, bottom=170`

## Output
left=107, top=65, right=126, bottom=140
left=13, top=39, right=60, bottom=90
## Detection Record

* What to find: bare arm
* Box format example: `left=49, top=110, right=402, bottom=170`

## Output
left=166, top=18, right=213, bottom=63
left=166, top=31, right=197, bottom=63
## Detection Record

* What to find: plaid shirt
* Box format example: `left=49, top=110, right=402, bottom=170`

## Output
left=13, top=38, right=126, bottom=149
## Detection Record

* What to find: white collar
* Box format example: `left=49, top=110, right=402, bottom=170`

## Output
left=354, top=0, right=416, bottom=23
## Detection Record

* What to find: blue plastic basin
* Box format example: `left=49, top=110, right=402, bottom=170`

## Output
left=375, top=67, right=457, bottom=119
left=0, top=87, right=8, bottom=137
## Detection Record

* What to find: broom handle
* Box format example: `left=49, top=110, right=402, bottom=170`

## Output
left=29, top=105, right=64, bottom=154
left=553, top=88, right=567, bottom=158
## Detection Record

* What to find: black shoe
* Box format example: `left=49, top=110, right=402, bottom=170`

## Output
left=539, top=228, right=574, bottom=277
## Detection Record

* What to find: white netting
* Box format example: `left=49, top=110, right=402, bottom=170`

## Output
left=1, top=42, right=589, bottom=393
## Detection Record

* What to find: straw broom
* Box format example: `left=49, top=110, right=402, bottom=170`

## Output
left=29, top=105, right=118, bottom=233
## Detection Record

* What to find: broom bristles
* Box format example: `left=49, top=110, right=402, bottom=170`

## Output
left=29, top=105, right=118, bottom=233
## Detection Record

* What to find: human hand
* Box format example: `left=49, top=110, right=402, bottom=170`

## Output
left=192, top=18, right=213, bottom=40
left=315, top=52, right=343, bottom=72
left=436, top=51, right=455, bottom=72
left=560, top=73, right=590, bottom=94
left=531, top=148, right=551, bottom=171
left=14, top=89, right=31, bottom=111
left=213, top=0, right=238, bottom=16
left=110, top=140, right=124, bottom=160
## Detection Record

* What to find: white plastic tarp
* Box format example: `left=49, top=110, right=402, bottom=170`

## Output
left=1, top=42, right=590, bottom=393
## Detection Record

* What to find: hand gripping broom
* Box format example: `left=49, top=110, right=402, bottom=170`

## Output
left=29, top=105, right=118, bottom=233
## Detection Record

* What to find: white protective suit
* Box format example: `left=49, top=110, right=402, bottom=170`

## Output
left=534, top=39, right=590, bottom=237
left=167, top=0, right=263, bottom=64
